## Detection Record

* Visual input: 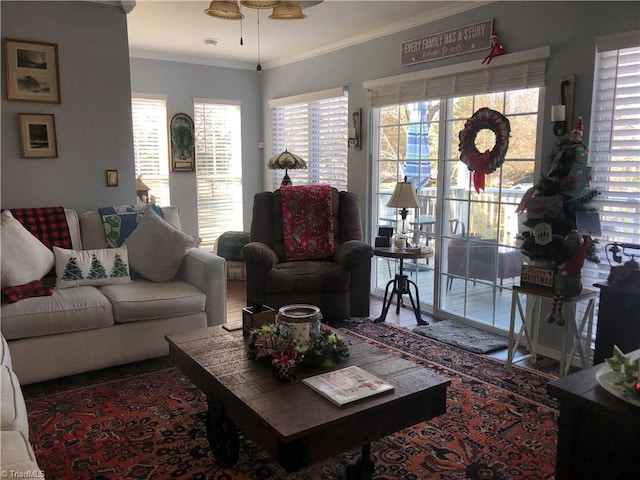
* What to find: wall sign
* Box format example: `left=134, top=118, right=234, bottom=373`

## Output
left=401, top=19, right=493, bottom=67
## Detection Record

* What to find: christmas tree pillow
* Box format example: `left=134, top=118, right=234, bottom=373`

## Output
left=53, top=246, right=132, bottom=288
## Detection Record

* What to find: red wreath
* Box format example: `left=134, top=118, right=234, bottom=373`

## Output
left=458, top=107, right=511, bottom=193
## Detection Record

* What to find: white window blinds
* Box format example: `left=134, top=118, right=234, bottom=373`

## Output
left=193, top=100, right=243, bottom=250
left=131, top=96, right=170, bottom=206
left=589, top=36, right=640, bottom=254
left=365, top=47, right=549, bottom=108
left=271, top=88, right=349, bottom=190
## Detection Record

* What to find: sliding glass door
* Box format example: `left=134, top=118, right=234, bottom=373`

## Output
left=372, top=89, right=541, bottom=331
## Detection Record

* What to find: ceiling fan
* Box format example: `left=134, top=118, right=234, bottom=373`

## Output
left=204, top=1, right=323, bottom=70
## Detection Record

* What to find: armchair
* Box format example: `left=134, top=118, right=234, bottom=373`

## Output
left=241, top=188, right=373, bottom=323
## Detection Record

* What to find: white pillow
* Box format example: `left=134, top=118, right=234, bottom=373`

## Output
left=54, top=246, right=132, bottom=288
left=124, top=208, right=200, bottom=283
left=1, top=210, right=55, bottom=287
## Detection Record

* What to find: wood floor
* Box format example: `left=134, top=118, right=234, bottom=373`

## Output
left=225, top=279, right=515, bottom=363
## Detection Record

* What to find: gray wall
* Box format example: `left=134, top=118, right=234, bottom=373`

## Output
left=2, top=1, right=637, bottom=241
left=129, top=58, right=262, bottom=235
left=1, top=1, right=136, bottom=214
left=261, top=1, right=640, bottom=237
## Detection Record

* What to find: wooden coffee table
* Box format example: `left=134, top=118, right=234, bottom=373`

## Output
left=166, top=325, right=450, bottom=479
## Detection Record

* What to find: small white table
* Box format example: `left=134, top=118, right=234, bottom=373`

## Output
left=506, top=285, right=598, bottom=376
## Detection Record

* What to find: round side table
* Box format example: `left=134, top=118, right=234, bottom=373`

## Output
left=373, top=246, right=433, bottom=325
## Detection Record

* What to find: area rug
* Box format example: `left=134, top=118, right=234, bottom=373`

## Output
left=413, top=319, right=510, bottom=354
left=24, top=319, right=559, bottom=480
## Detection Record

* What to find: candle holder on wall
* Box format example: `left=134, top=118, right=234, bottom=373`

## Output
left=348, top=108, right=362, bottom=150
left=551, top=75, right=575, bottom=137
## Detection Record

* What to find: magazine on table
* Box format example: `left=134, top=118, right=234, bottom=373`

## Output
left=302, top=365, right=394, bottom=406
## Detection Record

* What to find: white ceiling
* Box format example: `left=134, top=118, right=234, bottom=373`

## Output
left=126, top=1, right=488, bottom=71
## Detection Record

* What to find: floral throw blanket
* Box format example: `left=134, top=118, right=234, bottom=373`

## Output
left=98, top=204, right=164, bottom=247
left=281, top=185, right=335, bottom=261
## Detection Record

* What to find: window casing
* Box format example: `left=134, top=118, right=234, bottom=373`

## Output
left=270, top=89, right=348, bottom=190
left=193, top=100, right=243, bottom=250
left=131, top=96, right=170, bottom=206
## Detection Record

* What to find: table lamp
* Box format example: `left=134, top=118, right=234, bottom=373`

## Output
left=267, top=149, right=307, bottom=186
left=387, top=176, right=420, bottom=234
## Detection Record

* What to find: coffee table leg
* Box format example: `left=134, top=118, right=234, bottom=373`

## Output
left=345, top=442, right=374, bottom=480
left=206, top=395, right=239, bottom=467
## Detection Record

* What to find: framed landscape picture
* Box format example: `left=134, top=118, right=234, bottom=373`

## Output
left=4, top=39, right=61, bottom=103
left=19, top=113, right=57, bottom=158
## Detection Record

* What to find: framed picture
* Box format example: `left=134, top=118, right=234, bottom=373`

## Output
left=106, top=169, right=119, bottom=187
left=169, top=113, right=196, bottom=172
left=18, top=113, right=57, bottom=158
left=4, top=39, right=61, bottom=104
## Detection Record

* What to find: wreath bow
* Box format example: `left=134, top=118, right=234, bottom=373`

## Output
left=468, top=150, right=492, bottom=193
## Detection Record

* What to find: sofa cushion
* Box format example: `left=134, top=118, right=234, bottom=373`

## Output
left=54, top=246, right=132, bottom=288
left=0, top=286, right=113, bottom=340
left=124, top=209, right=200, bottom=283
left=0, top=431, right=40, bottom=475
left=0, top=366, right=29, bottom=437
left=267, top=261, right=350, bottom=294
left=0, top=210, right=55, bottom=287
left=99, top=279, right=206, bottom=323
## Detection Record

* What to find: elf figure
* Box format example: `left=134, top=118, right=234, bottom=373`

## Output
left=482, top=30, right=505, bottom=64
left=546, top=235, right=590, bottom=326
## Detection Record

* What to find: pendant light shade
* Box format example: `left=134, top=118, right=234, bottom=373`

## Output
left=241, top=0, right=281, bottom=8
left=204, top=1, right=244, bottom=19
left=270, top=2, right=306, bottom=19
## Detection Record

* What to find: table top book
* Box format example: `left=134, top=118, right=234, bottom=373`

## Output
left=302, top=365, right=395, bottom=406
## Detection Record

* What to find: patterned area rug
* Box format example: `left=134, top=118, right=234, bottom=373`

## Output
left=24, top=319, right=559, bottom=479
left=413, top=319, right=509, bottom=354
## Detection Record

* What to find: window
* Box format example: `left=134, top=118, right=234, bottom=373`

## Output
left=193, top=99, right=243, bottom=250
left=270, top=87, right=348, bottom=190
left=586, top=35, right=640, bottom=287
left=131, top=96, right=170, bottom=206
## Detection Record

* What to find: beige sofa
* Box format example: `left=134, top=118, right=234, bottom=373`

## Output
left=1, top=334, right=44, bottom=478
left=1, top=206, right=227, bottom=385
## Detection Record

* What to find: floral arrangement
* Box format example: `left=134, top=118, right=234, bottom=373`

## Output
left=606, top=345, right=640, bottom=400
left=247, top=324, right=350, bottom=371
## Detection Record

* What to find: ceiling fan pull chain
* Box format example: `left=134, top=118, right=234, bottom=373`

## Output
left=256, top=10, right=262, bottom=71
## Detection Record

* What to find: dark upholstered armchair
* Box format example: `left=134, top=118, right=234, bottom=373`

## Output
left=241, top=188, right=373, bottom=323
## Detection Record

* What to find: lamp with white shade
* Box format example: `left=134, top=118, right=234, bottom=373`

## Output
left=387, top=176, right=420, bottom=235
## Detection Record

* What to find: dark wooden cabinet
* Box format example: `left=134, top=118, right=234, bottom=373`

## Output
left=547, top=358, right=640, bottom=480
left=593, top=282, right=640, bottom=364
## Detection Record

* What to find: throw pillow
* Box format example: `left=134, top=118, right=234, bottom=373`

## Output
left=1, top=280, right=53, bottom=304
left=124, top=208, right=200, bottom=283
left=1, top=210, right=55, bottom=287
left=53, top=246, right=132, bottom=288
